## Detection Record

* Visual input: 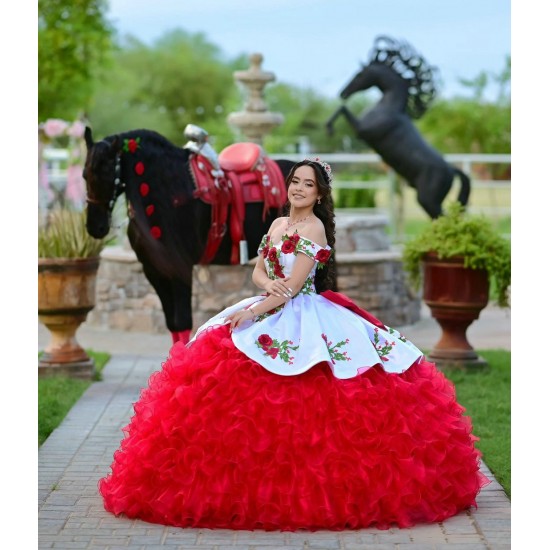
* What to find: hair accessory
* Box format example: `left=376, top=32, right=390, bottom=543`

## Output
left=305, top=157, right=333, bottom=184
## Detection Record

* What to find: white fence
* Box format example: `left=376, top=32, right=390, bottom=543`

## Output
left=41, top=148, right=511, bottom=242
left=273, top=152, right=511, bottom=240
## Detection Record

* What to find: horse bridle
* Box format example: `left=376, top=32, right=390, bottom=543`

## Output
left=86, top=147, right=126, bottom=213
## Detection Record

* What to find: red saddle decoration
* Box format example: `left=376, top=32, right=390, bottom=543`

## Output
left=218, top=142, right=262, bottom=172
left=189, top=144, right=287, bottom=265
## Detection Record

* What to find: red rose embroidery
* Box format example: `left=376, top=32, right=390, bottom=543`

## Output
left=268, top=248, right=278, bottom=262
left=135, top=161, right=145, bottom=175
left=140, top=183, right=149, bottom=197
left=128, top=139, right=138, bottom=153
left=281, top=240, right=296, bottom=254
left=274, top=266, right=285, bottom=278
left=258, top=334, right=273, bottom=348
left=150, top=226, right=162, bottom=239
left=267, top=347, right=279, bottom=359
left=315, top=249, right=331, bottom=264
left=262, top=245, right=269, bottom=258
left=145, top=204, right=155, bottom=216
left=290, top=233, right=300, bottom=244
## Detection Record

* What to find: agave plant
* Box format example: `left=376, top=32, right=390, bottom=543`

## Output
left=38, top=208, right=111, bottom=258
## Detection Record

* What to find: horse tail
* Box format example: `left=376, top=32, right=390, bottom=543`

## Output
left=455, top=168, right=471, bottom=206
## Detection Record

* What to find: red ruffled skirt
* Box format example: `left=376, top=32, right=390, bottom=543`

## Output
left=99, top=325, right=489, bottom=531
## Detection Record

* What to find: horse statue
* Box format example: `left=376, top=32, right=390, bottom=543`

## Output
left=83, top=124, right=295, bottom=344
left=326, top=35, right=470, bottom=219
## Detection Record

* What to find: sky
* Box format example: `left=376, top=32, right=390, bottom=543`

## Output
left=106, top=0, right=510, bottom=101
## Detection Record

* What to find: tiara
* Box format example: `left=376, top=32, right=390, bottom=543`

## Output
left=305, top=157, right=333, bottom=184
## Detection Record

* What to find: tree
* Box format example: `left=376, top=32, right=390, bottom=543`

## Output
left=417, top=56, right=511, bottom=156
left=87, top=30, right=243, bottom=146
left=38, top=0, right=114, bottom=121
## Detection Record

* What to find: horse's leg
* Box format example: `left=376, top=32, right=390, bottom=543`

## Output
left=326, top=105, right=363, bottom=137
left=414, top=166, right=453, bottom=219
left=141, top=264, right=193, bottom=344
left=326, top=106, right=345, bottom=135
left=168, top=278, right=193, bottom=343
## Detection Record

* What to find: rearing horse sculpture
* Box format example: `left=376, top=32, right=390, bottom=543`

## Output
left=326, top=35, right=470, bottom=219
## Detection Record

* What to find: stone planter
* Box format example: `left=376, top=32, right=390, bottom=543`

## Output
left=38, top=257, right=100, bottom=379
left=422, top=253, right=489, bottom=369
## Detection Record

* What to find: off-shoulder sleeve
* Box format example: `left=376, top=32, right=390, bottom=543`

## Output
left=257, top=234, right=270, bottom=256
left=295, top=237, right=332, bottom=266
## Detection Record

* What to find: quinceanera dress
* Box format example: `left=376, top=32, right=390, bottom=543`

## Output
left=99, top=232, right=490, bottom=531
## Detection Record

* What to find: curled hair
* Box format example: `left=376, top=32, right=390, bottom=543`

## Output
left=369, top=35, right=438, bottom=119
left=284, top=160, right=337, bottom=292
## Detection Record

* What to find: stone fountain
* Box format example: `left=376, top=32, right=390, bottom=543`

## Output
left=227, top=53, right=284, bottom=145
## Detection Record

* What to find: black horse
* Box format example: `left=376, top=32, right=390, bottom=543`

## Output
left=83, top=126, right=295, bottom=343
left=326, top=36, right=470, bottom=219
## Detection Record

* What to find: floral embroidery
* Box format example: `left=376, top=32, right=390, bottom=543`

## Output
left=256, top=304, right=284, bottom=321
left=388, top=327, right=408, bottom=343
left=265, top=245, right=285, bottom=278
left=259, top=234, right=271, bottom=258
left=300, top=278, right=315, bottom=295
left=258, top=233, right=332, bottom=293
left=314, top=248, right=331, bottom=266
left=322, top=333, right=351, bottom=364
left=256, top=333, right=298, bottom=364
left=281, top=233, right=300, bottom=254
left=373, top=328, right=397, bottom=362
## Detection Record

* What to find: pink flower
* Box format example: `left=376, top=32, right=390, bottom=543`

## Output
left=67, top=121, right=85, bottom=138
left=43, top=119, right=69, bottom=138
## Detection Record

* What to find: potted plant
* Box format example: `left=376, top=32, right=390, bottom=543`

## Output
left=402, top=201, right=511, bottom=368
left=38, top=208, right=111, bottom=379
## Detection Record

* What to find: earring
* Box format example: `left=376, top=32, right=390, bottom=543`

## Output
left=317, top=197, right=321, bottom=205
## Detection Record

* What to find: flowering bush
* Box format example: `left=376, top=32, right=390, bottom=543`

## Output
left=38, top=118, right=87, bottom=210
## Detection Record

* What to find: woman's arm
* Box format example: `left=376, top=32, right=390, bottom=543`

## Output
left=227, top=252, right=315, bottom=330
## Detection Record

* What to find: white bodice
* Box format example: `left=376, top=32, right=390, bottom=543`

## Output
left=190, top=233, right=423, bottom=379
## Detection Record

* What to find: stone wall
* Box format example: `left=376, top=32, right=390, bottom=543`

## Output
left=87, top=213, right=421, bottom=334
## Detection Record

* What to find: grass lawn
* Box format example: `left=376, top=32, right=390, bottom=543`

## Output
left=38, top=350, right=110, bottom=446
left=38, top=348, right=511, bottom=499
left=445, top=350, right=511, bottom=497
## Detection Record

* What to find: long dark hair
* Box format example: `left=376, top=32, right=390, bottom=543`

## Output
left=284, top=160, right=337, bottom=292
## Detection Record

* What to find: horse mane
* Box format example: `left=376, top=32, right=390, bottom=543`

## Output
left=106, top=129, right=198, bottom=281
left=369, top=35, right=438, bottom=119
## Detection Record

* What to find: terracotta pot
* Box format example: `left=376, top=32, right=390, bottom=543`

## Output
left=422, top=253, right=489, bottom=369
left=38, top=257, right=100, bottom=379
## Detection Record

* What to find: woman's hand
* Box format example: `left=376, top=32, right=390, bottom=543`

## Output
left=226, top=307, right=256, bottom=331
left=264, top=277, right=293, bottom=299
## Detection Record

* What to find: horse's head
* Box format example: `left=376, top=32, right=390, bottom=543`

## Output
left=83, top=127, right=123, bottom=238
left=339, top=64, right=379, bottom=100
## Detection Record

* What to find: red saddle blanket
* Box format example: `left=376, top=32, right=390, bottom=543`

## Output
left=189, top=143, right=286, bottom=265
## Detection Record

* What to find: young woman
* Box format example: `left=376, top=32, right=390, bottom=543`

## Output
left=99, top=158, right=489, bottom=531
